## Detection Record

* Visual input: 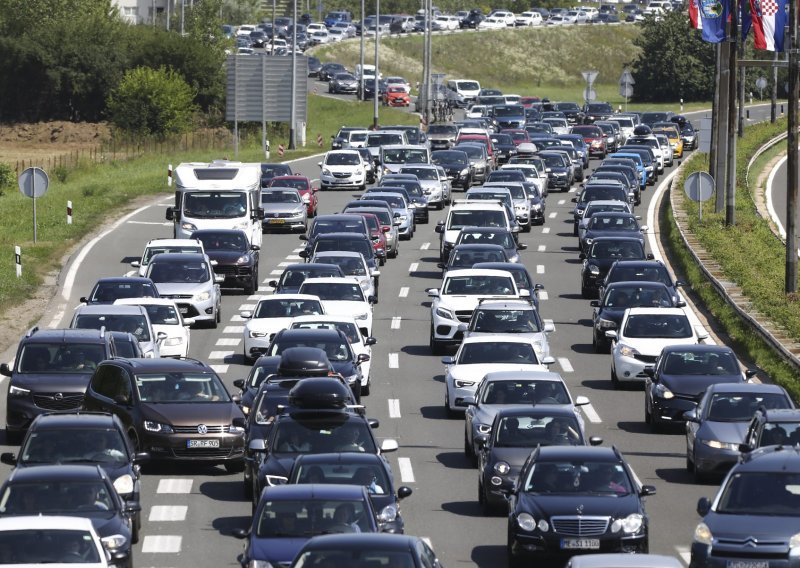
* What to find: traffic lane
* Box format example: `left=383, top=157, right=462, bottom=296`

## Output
left=765, top=158, right=800, bottom=242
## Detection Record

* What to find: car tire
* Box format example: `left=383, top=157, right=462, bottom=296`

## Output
left=245, top=274, right=257, bottom=296
left=522, top=222, right=531, bottom=233
left=592, top=333, right=605, bottom=354
left=210, top=307, right=219, bottom=329
left=644, top=400, right=652, bottom=425
left=573, top=224, right=578, bottom=237
left=507, top=542, right=524, bottom=568
left=429, top=326, right=444, bottom=355
left=692, top=449, right=707, bottom=483
left=444, top=390, right=456, bottom=418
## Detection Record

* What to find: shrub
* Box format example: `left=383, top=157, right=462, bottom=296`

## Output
left=0, top=162, right=15, bottom=190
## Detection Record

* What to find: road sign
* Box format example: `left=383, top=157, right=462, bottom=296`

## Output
left=18, top=167, right=48, bottom=198
left=583, top=87, right=597, bottom=102
left=619, top=84, right=634, bottom=98
left=756, top=76, right=767, bottom=90
left=685, top=172, right=714, bottom=202
left=582, top=70, right=599, bottom=84
left=619, top=69, right=635, bottom=86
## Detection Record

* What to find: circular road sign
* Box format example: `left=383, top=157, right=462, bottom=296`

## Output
left=583, top=87, right=597, bottom=102
left=684, top=171, right=714, bottom=202
left=18, top=167, right=49, bottom=198
left=756, top=76, right=767, bottom=90
left=619, top=84, right=634, bottom=98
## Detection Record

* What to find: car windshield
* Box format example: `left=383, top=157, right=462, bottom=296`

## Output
left=291, top=321, right=361, bottom=344
left=432, top=151, right=468, bottom=166
left=370, top=195, right=405, bottom=209
left=310, top=220, right=365, bottom=236
left=270, top=415, right=376, bottom=454
left=494, top=415, right=582, bottom=447
left=17, top=342, right=106, bottom=375
left=292, top=462, right=389, bottom=495
left=382, top=148, right=428, bottom=164
left=135, top=372, right=230, bottom=403
left=608, top=264, right=671, bottom=286
left=473, top=309, right=542, bottom=333
left=717, top=472, right=800, bottom=516
left=91, top=281, right=157, bottom=302
left=0, top=479, right=115, bottom=516
left=662, top=351, right=740, bottom=376
left=623, top=313, right=692, bottom=339
left=457, top=341, right=538, bottom=364
left=458, top=230, right=515, bottom=248
left=194, top=233, right=248, bottom=252
left=585, top=203, right=628, bottom=217
left=494, top=106, right=524, bottom=117
left=300, top=282, right=365, bottom=302
left=326, top=153, right=360, bottom=166
left=141, top=245, right=202, bottom=265
left=604, top=285, right=672, bottom=308
left=401, top=167, right=437, bottom=180
left=706, top=393, right=790, bottom=421
left=541, top=154, right=568, bottom=167
left=183, top=192, right=247, bottom=219
left=148, top=260, right=209, bottom=284
left=261, top=165, right=292, bottom=177
left=262, top=190, right=301, bottom=204
left=367, top=134, right=403, bottom=147
left=449, top=210, right=506, bottom=229
left=482, top=380, right=568, bottom=405
left=279, top=267, right=341, bottom=288
left=457, top=145, right=484, bottom=159
left=588, top=215, right=639, bottom=231
left=254, top=299, right=323, bottom=318
left=443, top=275, right=515, bottom=296
left=314, top=239, right=372, bottom=258
left=315, top=255, right=367, bottom=276
left=428, top=124, right=458, bottom=136
left=142, top=304, right=180, bottom=325
left=452, top=248, right=506, bottom=266
left=73, top=314, right=152, bottom=342
left=0, top=528, right=102, bottom=563
left=255, top=498, right=371, bottom=537
left=524, top=461, right=632, bottom=495
left=458, top=81, right=480, bottom=90
left=19, top=428, right=128, bottom=465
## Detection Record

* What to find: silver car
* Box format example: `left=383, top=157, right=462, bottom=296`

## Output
left=70, top=304, right=165, bottom=358
left=360, top=191, right=415, bottom=240
left=260, top=188, right=308, bottom=233
left=400, top=165, right=449, bottom=210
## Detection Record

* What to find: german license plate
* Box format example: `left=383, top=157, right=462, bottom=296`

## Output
left=268, top=219, right=285, bottom=224
left=727, top=562, right=769, bottom=568
left=187, top=439, right=220, bottom=448
left=560, top=539, right=600, bottom=550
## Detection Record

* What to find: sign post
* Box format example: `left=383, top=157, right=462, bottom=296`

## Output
left=582, top=70, right=599, bottom=105
left=618, top=69, right=635, bottom=113
left=684, top=171, right=715, bottom=221
left=18, top=167, right=49, bottom=244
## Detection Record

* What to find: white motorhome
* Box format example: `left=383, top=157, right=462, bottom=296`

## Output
left=166, top=160, right=265, bottom=248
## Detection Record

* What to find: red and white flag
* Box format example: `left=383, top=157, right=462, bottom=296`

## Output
left=748, top=0, right=788, bottom=51
left=689, top=0, right=704, bottom=29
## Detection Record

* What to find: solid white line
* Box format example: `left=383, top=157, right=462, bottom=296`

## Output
left=539, top=291, right=549, bottom=301
left=389, top=353, right=399, bottom=368
left=543, top=319, right=554, bottom=329
left=558, top=357, right=574, bottom=373
left=409, top=263, right=419, bottom=272
left=398, top=457, right=415, bottom=482
left=127, top=221, right=171, bottom=226
left=215, top=338, right=240, bottom=346
left=270, top=270, right=283, bottom=275
left=542, top=227, right=551, bottom=234
left=536, top=265, right=545, bottom=274
left=557, top=199, right=566, bottom=205
left=391, top=317, right=401, bottom=329
left=420, top=242, right=431, bottom=250
left=286, top=254, right=302, bottom=260
left=223, top=326, right=244, bottom=334
left=582, top=403, right=602, bottom=423
left=537, top=245, right=546, bottom=252
left=399, top=287, right=409, bottom=298
left=48, top=304, right=67, bottom=328
left=156, top=479, right=193, bottom=494
left=238, top=304, right=256, bottom=311
left=210, top=364, right=229, bottom=374
left=208, top=351, right=234, bottom=360
left=388, top=399, right=401, bottom=418
left=548, top=212, right=557, bottom=219
left=141, top=535, right=182, bottom=553
left=149, top=505, right=188, bottom=522
left=767, top=155, right=788, bottom=239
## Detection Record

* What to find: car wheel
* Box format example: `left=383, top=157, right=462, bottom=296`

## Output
left=362, top=379, right=370, bottom=396
left=479, top=481, right=494, bottom=515
left=692, top=449, right=707, bottom=482
left=444, top=389, right=456, bottom=418
left=592, top=333, right=604, bottom=354
left=522, top=222, right=531, bottom=233
left=131, top=519, right=140, bottom=545
left=507, top=542, right=524, bottom=568
left=644, top=399, right=652, bottom=424
left=685, top=448, right=694, bottom=472
left=210, top=306, right=220, bottom=329
left=243, top=473, right=253, bottom=499
left=245, top=274, right=257, bottom=296
left=430, top=325, right=444, bottom=355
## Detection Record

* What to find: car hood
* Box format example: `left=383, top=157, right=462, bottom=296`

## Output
left=141, top=402, right=243, bottom=426
left=437, top=161, right=469, bottom=170
left=584, top=231, right=643, bottom=242
left=450, top=363, right=548, bottom=381
left=321, top=300, right=372, bottom=318
left=697, top=420, right=748, bottom=444
left=10, top=372, right=92, bottom=391
left=517, top=491, right=640, bottom=518
left=622, top=336, right=699, bottom=356
left=248, top=536, right=308, bottom=564
left=661, top=374, right=743, bottom=397
left=584, top=258, right=623, bottom=272
left=205, top=251, right=251, bottom=265
left=263, top=203, right=305, bottom=214
left=155, top=282, right=209, bottom=296
left=489, top=446, right=540, bottom=468
left=703, top=511, right=800, bottom=540
left=246, top=317, right=294, bottom=334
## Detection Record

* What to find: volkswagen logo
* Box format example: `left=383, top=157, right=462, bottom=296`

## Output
left=53, top=393, right=63, bottom=401
left=197, top=424, right=208, bottom=435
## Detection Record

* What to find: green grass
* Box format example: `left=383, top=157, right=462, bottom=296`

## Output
left=0, top=94, right=417, bottom=314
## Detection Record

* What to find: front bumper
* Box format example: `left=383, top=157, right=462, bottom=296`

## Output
left=140, top=430, right=245, bottom=464
left=612, top=351, right=656, bottom=383
left=446, top=380, right=477, bottom=411
left=263, top=213, right=306, bottom=231
left=163, top=296, right=216, bottom=323
left=320, top=172, right=365, bottom=189
left=689, top=541, right=798, bottom=567
left=7, top=390, right=85, bottom=432
left=650, top=395, right=697, bottom=424
left=509, top=530, right=648, bottom=560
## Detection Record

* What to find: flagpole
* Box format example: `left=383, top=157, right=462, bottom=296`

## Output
left=725, top=0, right=738, bottom=226
left=786, top=0, right=798, bottom=293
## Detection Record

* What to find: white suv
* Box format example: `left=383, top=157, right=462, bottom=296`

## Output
left=128, top=238, right=204, bottom=277
left=435, top=200, right=515, bottom=261
left=427, top=268, right=527, bottom=353
left=318, top=150, right=367, bottom=191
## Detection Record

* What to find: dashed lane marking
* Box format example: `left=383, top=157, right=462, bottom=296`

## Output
left=420, top=242, right=431, bottom=250
left=157, top=479, right=192, bottom=494
left=537, top=245, right=546, bottom=252
left=536, top=265, right=545, bottom=274
left=278, top=261, right=292, bottom=267
left=542, top=227, right=551, bottom=234
left=223, top=326, right=244, bottom=334
left=391, top=317, right=401, bottom=329
left=557, top=199, right=566, bottom=205
left=389, top=353, right=399, bottom=368
left=539, top=291, right=549, bottom=301
left=215, top=338, right=240, bottom=346
left=388, top=399, right=401, bottom=418
left=210, top=364, right=229, bottom=374
left=558, top=357, right=574, bottom=373
left=286, top=254, right=302, bottom=260
left=230, top=315, right=246, bottom=322
left=398, top=457, right=415, bottom=482
left=399, top=287, right=409, bottom=298
left=208, top=351, right=234, bottom=360
left=128, top=221, right=172, bottom=226
left=548, top=212, right=557, bottom=219
left=582, top=403, right=602, bottom=423
left=676, top=546, right=691, bottom=566
left=270, top=270, right=283, bottom=275
left=141, top=535, right=182, bottom=554
left=409, top=263, right=419, bottom=273
left=149, top=505, right=188, bottom=522
left=238, top=304, right=255, bottom=311
left=293, top=248, right=305, bottom=253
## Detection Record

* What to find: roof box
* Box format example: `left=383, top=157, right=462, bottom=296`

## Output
left=288, top=377, right=350, bottom=409
left=277, top=347, right=333, bottom=377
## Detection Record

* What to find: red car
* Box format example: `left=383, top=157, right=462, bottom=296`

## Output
left=570, top=125, right=607, bottom=158
left=500, top=128, right=531, bottom=146
left=352, top=212, right=388, bottom=265
left=382, top=86, right=411, bottom=107
left=520, top=96, right=541, bottom=108
left=268, top=175, right=319, bottom=217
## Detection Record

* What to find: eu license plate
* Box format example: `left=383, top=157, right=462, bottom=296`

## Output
left=727, top=562, right=769, bottom=568
left=178, top=307, right=188, bottom=314
left=268, top=219, right=285, bottom=224
left=187, top=439, right=220, bottom=448
left=560, top=539, right=600, bottom=550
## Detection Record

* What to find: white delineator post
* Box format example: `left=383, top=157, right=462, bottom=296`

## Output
left=67, top=200, right=73, bottom=225
left=168, top=164, right=173, bottom=187
left=14, top=246, right=21, bottom=278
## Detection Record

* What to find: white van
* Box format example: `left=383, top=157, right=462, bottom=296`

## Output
left=445, top=79, right=481, bottom=107
left=355, top=64, right=382, bottom=82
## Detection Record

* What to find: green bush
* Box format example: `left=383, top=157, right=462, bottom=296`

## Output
left=0, top=162, right=15, bottom=190
left=107, top=66, right=198, bottom=138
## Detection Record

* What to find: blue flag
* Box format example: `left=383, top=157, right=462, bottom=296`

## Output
left=699, top=0, right=729, bottom=42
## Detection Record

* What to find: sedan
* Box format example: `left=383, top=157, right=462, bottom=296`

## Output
left=439, top=243, right=509, bottom=274
left=382, top=86, right=411, bottom=107
left=291, top=533, right=444, bottom=567
left=329, top=72, right=358, bottom=94
left=580, top=237, right=653, bottom=300
left=268, top=175, right=319, bottom=218
left=579, top=212, right=647, bottom=254
left=431, top=149, right=473, bottom=190
left=260, top=188, right=308, bottom=233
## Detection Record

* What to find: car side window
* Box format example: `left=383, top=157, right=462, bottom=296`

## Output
left=418, top=540, right=436, bottom=568
left=91, top=364, right=122, bottom=400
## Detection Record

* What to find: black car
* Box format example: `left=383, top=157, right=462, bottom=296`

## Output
left=307, top=56, right=321, bottom=76
left=0, top=411, right=148, bottom=542
left=572, top=184, right=634, bottom=234
left=301, top=214, right=371, bottom=257
left=493, top=105, right=527, bottom=130
left=1, top=327, right=119, bottom=441
left=644, top=344, right=752, bottom=431
left=431, top=149, right=473, bottom=190
left=233, top=355, right=281, bottom=415
left=582, top=102, right=614, bottom=124
left=0, top=465, right=139, bottom=567
left=477, top=406, right=597, bottom=514
left=538, top=151, right=573, bottom=191
left=507, top=445, right=655, bottom=566
left=260, top=163, right=293, bottom=188
left=330, top=126, right=364, bottom=150
left=318, top=62, right=346, bottom=82
left=292, top=533, right=444, bottom=568
left=593, top=165, right=641, bottom=205
left=691, top=445, right=800, bottom=567
left=579, top=212, right=646, bottom=254
left=580, top=237, right=653, bottom=300
left=191, top=229, right=260, bottom=294
left=302, top=231, right=380, bottom=276
left=741, top=408, right=800, bottom=452
left=488, top=133, right=518, bottom=165
left=82, top=357, right=246, bottom=470
left=328, top=72, right=358, bottom=94
left=288, top=452, right=413, bottom=533
left=440, top=243, right=509, bottom=274
left=79, top=277, right=159, bottom=305
left=268, top=263, right=345, bottom=294
left=599, top=259, right=684, bottom=304
left=590, top=281, right=682, bottom=352
left=462, top=8, right=485, bottom=27
left=108, top=331, right=145, bottom=358
left=552, top=102, right=585, bottom=125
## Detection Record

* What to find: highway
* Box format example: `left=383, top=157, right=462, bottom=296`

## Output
left=0, top=92, right=776, bottom=567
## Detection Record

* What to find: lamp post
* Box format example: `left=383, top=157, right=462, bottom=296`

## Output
left=359, top=0, right=365, bottom=101
left=373, top=0, right=380, bottom=129
left=290, top=0, right=298, bottom=149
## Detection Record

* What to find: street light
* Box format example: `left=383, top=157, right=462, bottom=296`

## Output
left=373, top=0, right=380, bottom=129
left=290, top=0, right=298, bottom=149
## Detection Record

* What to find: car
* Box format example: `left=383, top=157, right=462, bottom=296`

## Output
left=291, top=533, right=443, bottom=567
left=268, top=175, right=319, bottom=217
left=579, top=211, right=647, bottom=254
left=464, top=370, right=589, bottom=461
left=260, top=162, right=293, bottom=188
left=599, top=259, right=685, bottom=304
left=552, top=101, right=585, bottom=125
left=318, top=150, right=367, bottom=191
left=350, top=207, right=398, bottom=260
left=608, top=307, right=709, bottom=388
left=240, top=295, right=325, bottom=363
left=478, top=406, right=600, bottom=514
left=82, top=357, right=246, bottom=470
left=677, top=120, right=699, bottom=150
left=538, top=150, right=574, bottom=191
left=0, top=465, right=137, bottom=567
left=571, top=125, right=607, bottom=158
left=374, top=178, right=430, bottom=224
left=268, top=263, right=345, bottom=294
left=741, top=407, right=800, bottom=452
left=652, top=122, right=684, bottom=158
left=330, top=126, right=368, bottom=150
left=143, top=252, right=223, bottom=327
left=440, top=243, right=509, bottom=274
left=566, top=554, right=683, bottom=568
left=654, top=133, right=674, bottom=167
left=297, top=277, right=375, bottom=332
left=489, top=133, right=518, bottom=165
left=399, top=164, right=450, bottom=209
left=0, top=515, right=111, bottom=566
left=113, top=298, right=193, bottom=358
left=301, top=232, right=380, bottom=280
left=644, top=345, right=754, bottom=431
left=572, top=184, right=634, bottom=236
left=454, top=226, right=526, bottom=264
left=594, top=121, right=623, bottom=152
left=462, top=8, right=486, bottom=28
left=454, top=142, right=491, bottom=183
left=0, top=327, right=119, bottom=440
left=301, top=214, right=371, bottom=257
left=583, top=102, right=614, bottom=124
left=684, top=383, right=794, bottom=481
left=428, top=123, right=460, bottom=150
left=590, top=281, right=684, bottom=352
left=576, top=199, right=634, bottom=244
left=516, top=11, right=543, bottom=25
left=328, top=72, right=358, bottom=94
left=70, top=304, right=164, bottom=359
left=79, top=277, right=159, bottom=305
left=360, top=191, right=415, bottom=241
left=189, top=229, right=260, bottom=294
left=382, top=85, right=411, bottom=106
left=483, top=181, right=534, bottom=232
left=318, top=62, right=345, bottom=82
left=435, top=200, right=517, bottom=261
left=128, top=238, right=204, bottom=277
left=442, top=335, right=556, bottom=415
left=259, top=188, right=308, bottom=234
left=507, top=445, right=655, bottom=565
left=492, top=105, right=527, bottom=130
left=592, top=165, right=641, bottom=205
left=107, top=331, right=145, bottom=359
left=431, top=149, right=473, bottom=190
left=233, top=483, right=380, bottom=566
left=310, top=251, right=379, bottom=303
left=471, top=262, right=545, bottom=311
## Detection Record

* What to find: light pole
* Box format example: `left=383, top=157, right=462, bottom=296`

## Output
left=359, top=0, right=365, bottom=101
left=290, top=0, right=298, bottom=149
left=373, top=0, right=380, bottom=129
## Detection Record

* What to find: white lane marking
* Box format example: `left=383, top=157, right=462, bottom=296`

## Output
left=286, top=254, right=302, bottom=260
left=391, top=317, right=401, bottom=329
left=569, top=186, right=578, bottom=193
left=157, top=479, right=193, bottom=494
left=536, top=265, right=545, bottom=274
left=548, top=212, right=557, bottom=219
left=230, top=315, right=246, bottom=322
left=539, top=290, right=549, bottom=300
left=389, top=353, right=399, bottom=368
left=270, top=270, right=283, bottom=275
left=676, top=546, right=691, bottom=566
left=128, top=221, right=171, bottom=226
left=48, top=304, right=67, bottom=328
left=258, top=286, right=271, bottom=292
left=409, top=262, right=419, bottom=273
left=223, top=326, right=244, bottom=334
left=215, top=338, right=240, bottom=346
left=238, top=304, right=255, bottom=311
left=210, top=364, right=229, bottom=374
left=399, top=287, right=409, bottom=298
left=542, top=227, right=551, bottom=234
left=209, top=351, right=234, bottom=360
left=62, top=202, right=154, bottom=300
left=558, top=357, right=574, bottom=373
left=582, top=403, right=602, bottom=423
left=149, top=505, right=188, bottom=522
left=388, top=399, right=401, bottom=418
left=247, top=294, right=262, bottom=301
left=767, top=156, right=787, bottom=237
left=543, top=319, right=554, bottom=330
left=398, top=457, right=415, bottom=482
left=537, top=245, right=546, bottom=252
left=420, top=242, right=431, bottom=250
left=557, top=199, right=566, bottom=205
left=278, top=261, right=292, bottom=267
left=141, top=535, right=182, bottom=553
left=293, top=247, right=305, bottom=253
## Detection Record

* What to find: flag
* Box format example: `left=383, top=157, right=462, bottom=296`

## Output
left=689, top=0, right=704, bottom=29
left=749, top=0, right=788, bottom=51
left=698, top=0, right=729, bottom=42
left=741, top=0, right=752, bottom=40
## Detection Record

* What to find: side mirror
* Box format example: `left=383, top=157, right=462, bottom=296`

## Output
left=397, top=486, right=413, bottom=499
left=364, top=337, right=377, bottom=346
left=683, top=409, right=699, bottom=423
left=317, top=161, right=323, bottom=167
left=589, top=436, right=603, bottom=446
left=604, top=330, right=618, bottom=340
left=641, top=225, right=649, bottom=232
left=124, top=501, right=143, bottom=514
left=518, top=243, right=528, bottom=250
left=696, top=496, right=711, bottom=516
left=183, top=317, right=196, bottom=327
left=475, top=434, right=489, bottom=448
left=463, top=395, right=476, bottom=406
left=165, top=207, right=175, bottom=221
left=574, top=395, right=590, bottom=406
left=437, top=263, right=445, bottom=269
left=299, top=250, right=309, bottom=258
left=299, top=234, right=308, bottom=241
left=268, top=280, right=278, bottom=288
left=133, top=452, right=150, bottom=464
left=368, top=295, right=377, bottom=304
left=589, top=300, right=599, bottom=307
left=441, top=356, right=455, bottom=365
left=738, top=442, right=753, bottom=453
left=457, top=323, right=468, bottom=332
left=434, top=224, right=444, bottom=233
left=113, top=394, right=131, bottom=406
left=643, top=366, right=655, bottom=378
left=130, top=260, right=141, bottom=268
left=156, top=332, right=168, bottom=343
left=0, top=453, right=17, bottom=466
left=640, top=485, right=657, bottom=497
left=541, top=356, right=556, bottom=365
left=695, top=328, right=709, bottom=341
left=80, top=297, right=89, bottom=304
left=646, top=253, right=655, bottom=260
left=544, top=321, right=555, bottom=333
left=380, top=438, right=399, bottom=453
left=240, top=310, right=253, bottom=319
left=232, top=528, right=249, bottom=539
left=571, top=197, right=577, bottom=202
left=233, top=379, right=245, bottom=389
left=579, top=252, right=586, bottom=260
left=248, top=438, right=267, bottom=452
left=675, top=280, right=686, bottom=287
left=745, top=369, right=758, bottom=379
left=357, top=353, right=371, bottom=364
left=426, top=288, right=440, bottom=297
left=0, top=363, right=11, bottom=377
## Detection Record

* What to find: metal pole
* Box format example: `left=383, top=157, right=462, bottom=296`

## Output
left=726, top=21, right=738, bottom=226
left=772, top=51, right=779, bottom=123
left=166, top=0, right=171, bottom=30
left=180, top=0, right=184, bottom=35
left=359, top=0, right=365, bottom=101
left=31, top=174, right=36, bottom=244
left=272, top=0, right=276, bottom=54
left=421, top=3, right=429, bottom=121
left=737, top=38, right=745, bottom=137
left=373, top=0, right=380, bottom=129
left=787, top=0, right=799, bottom=293
left=425, top=0, right=432, bottom=123
left=290, top=0, right=298, bottom=149
left=715, top=41, right=730, bottom=214
left=709, top=44, right=720, bottom=181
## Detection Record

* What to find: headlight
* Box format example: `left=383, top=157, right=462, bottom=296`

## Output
left=517, top=512, right=536, bottom=531
left=355, top=313, right=369, bottom=320
left=344, top=373, right=359, bottom=385
left=194, top=291, right=211, bottom=302
left=100, top=534, right=128, bottom=551
left=164, top=337, right=184, bottom=346
left=588, top=264, right=600, bottom=275
left=180, top=222, right=198, bottom=232
left=233, top=221, right=248, bottom=230
left=8, top=385, right=30, bottom=397
left=249, top=330, right=268, bottom=338
left=585, top=238, right=594, bottom=246
left=618, top=345, right=639, bottom=358
left=537, top=519, right=550, bottom=532
left=241, top=405, right=250, bottom=415
left=230, top=424, right=245, bottom=435
left=378, top=504, right=398, bottom=523
left=701, top=439, right=739, bottom=450
left=515, top=204, right=527, bottom=211
left=236, top=255, right=250, bottom=264
left=789, top=532, right=800, bottom=549
left=611, top=513, right=643, bottom=533
left=654, top=383, right=674, bottom=399
left=322, top=168, right=332, bottom=176
left=531, top=203, right=542, bottom=210
left=436, top=307, right=455, bottom=320
left=477, top=424, right=491, bottom=434
left=460, top=168, right=470, bottom=175
left=144, top=420, right=174, bottom=433
left=454, top=379, right=475, bottom=388
left=113, top=474, right=134, bottom=495
left=399, top=215, right=408, bottom=222
left=302, top=194, right=311, bottom=202
left=597, top=318, right=616, bottom=329
left=494, top=461, right=511, bottom=475
left=693, top=522, right=712, bottom=545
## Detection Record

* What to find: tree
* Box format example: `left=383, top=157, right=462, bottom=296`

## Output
left=106, top=66, right=197, bottom=137
left=628, top=11, right=716, bottom=102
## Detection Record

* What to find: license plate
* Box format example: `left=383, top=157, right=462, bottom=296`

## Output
left=178, top=307, right=188, bottom=314
left=187, top=439, right=220, bottom=448
left=560, top=539, right=600, bottom=550
left=727, top=562, right=769, bottom=568
left=268, top=219, right=285, bottom=224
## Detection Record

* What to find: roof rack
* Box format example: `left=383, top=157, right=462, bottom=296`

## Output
left=477, top=296, right=534, bottom=306
left=25, top=326, right=39, bottom=338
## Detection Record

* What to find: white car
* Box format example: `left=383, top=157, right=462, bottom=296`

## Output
left=427, top=268, right=528, bottom=353
left=515, top=11, right=543, bottom=25
left=542, top=117, right=570, bottom=135
left=327, top=28, right=346, bottom=42
left=384, top=76, right=411, bottom=93
left=0, top=515, right=110, bottom=566
left=435, top=200, right=516, bottom=261
left=310, top=250, right=379, bottom=302
left=289, top=314, right=377, bottom=394
left=467, top=104, right=489, bottom=119
left=441, top=335, right=556, bottom=414
left=298, top=277, right=375, bottom=336
left=114, top=298, right=193, bottom=358
left=319, top=150, right=367, bottom=191
left=128, top=238, right=204, bottom=277
left=654, top=133, right=674, bottom=167
left=71, top=304, right=165, bottom=358
left=607, top=307, right=709, bottom=388
left=240, top=294, right=324, bottom=363
left=478, top=16, right=507, bottom=29
left=433, top=15, right=459, bottom=30
left=490, top=10, right=517, bottom=25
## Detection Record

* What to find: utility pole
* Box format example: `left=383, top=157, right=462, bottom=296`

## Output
left=359, top=0, right=365, bottom=101
left=373, top=0, right=380, bottom=129
left=181, top=0, right=185, bottom=35
left=421, top=2, right=429, bottom=122
left=787, top=0, right=799, bottom=293
left=725, top=1, right=738, bottom=226
left=772, top=51, right=779, bottom=123
left=709, top=44, right=720, bottom=181
left=715, top=42, right=730, bottom=215
left=425, top=0, right=432, bottom=124
left=272, top=0, right=276, bottom=55
left=737, top=37, right=745, bottom=137
left=290, top=0, right=298, bottom=149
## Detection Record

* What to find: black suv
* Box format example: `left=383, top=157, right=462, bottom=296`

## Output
left=740, top=408, right=800, bottom=452
left=191, top=229, right=260, bottom=294
left=82, top=357, right=246, bottom=471
left=579, top=237, right=653, bottom=299
left=1, top=327, right=118, bottom=441
left=599, top=259, right=684, bottom=304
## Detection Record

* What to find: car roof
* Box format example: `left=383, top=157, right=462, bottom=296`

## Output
left=453, top=243, right=508, bottom=251
left=471, top=262, right=530, bottom=273
left=660, top=344, right=734, bottom=355
left=0, top=515, right=98, bottom=532
left=537, top=445, right=620, bottom=460
left=8, top=464, right=106, bottom=483
left=313, top=232, right=371, bottom=241
left=462, top=334, right=535, bottom=345
left=444, top=268, right=514, bottom=278
left=258, top=294, right=322, bottom=302
left=736, top=445, right=800, bottom=472
left=475, top=299, right=535, bottom=310
left=312, top=251, right=364, bottom=259
left=294, top=452, right=384, bottom=466
left=495, top=406, right=579, bottom=419
left=755, top=408, right=800, bottom=422
left=115, top=298, right=179, bottom=307
left=31, top=411, right=118, bottom=430
left=74, top=304, right=147, bottom=316
left=299, top=532, right=420, bottom=551
left=483, top=370, right=563, bottom=382
left=290, top=314, right=360, bottom=326
left=706, top=382, right=788, bottom=394
left=20, top=328, right=108, bottom=343
left=94, top=276, right=153, bottom=284
left=148, top=252, right=208, bottom=262
left=567, top=554, right=683, bottom=568
left=624, top=307, right=686, bottom=317
left=275, top=327, right=346, bottom=339
left=105, top=357, right=213, bottom=372
left=302, top=277, right=363, bottom=286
